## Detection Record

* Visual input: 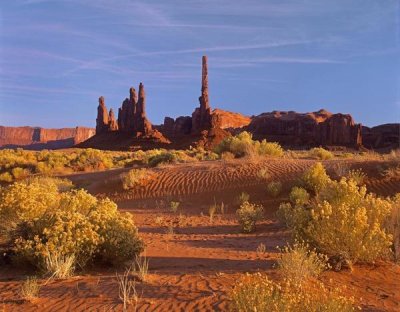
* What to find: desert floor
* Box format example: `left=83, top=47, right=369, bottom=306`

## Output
left=1, top=158, right=400, bottom=311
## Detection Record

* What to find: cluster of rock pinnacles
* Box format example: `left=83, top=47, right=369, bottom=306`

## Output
left=96, top=56, right=213, bottom=138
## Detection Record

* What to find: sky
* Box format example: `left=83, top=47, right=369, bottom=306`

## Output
left=0, top=0, right=399, bottom=128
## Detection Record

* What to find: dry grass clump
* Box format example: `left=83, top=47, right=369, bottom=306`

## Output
left=116, top=266, right=139, bottom=312
left=0, top=177, right=144, bottom=276
left=20, top=276, right=41, bottom=301
left=44, top=249, right=76, bottom=279
left=309, top=147, right=334, bottom=160
left=215, top=131, right=283, bottom=158
left=267, top=181, right=282, bottom=198
left=236, top=192, right=250, bottom=206
left=236, top=201, right=264, bottom=233
left=278, top=163, right=395, bottom=265
left=277, top=242, right=329, bottom=281
left=121, top=168, right=156, bottom=190
left=346, top=169, right=367, bottom=185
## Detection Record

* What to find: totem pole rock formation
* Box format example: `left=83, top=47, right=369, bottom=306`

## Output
left=191, top=56, right=212, bottom=133
left=96, top=96, right=109, bottom=134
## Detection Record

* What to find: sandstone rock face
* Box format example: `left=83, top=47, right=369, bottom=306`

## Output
left=161, top=116, right=192, bottom=137
left=192, top=56, right=212, bottom=133
left=362, top=124, right=400, bottom=150
left=246, top=109, right=362, bottom=148
left=0, top=126, right=95, bottom=150
left=211, top=109, right=251, bottom=130
left=96, top=96, right=109, bottom=134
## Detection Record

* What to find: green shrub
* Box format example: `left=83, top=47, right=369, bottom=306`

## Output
left=289, top=186, right=310, bottom=206
left=278, top=178, right=394, bottom=264
left=0, top=178, right=144, bottom=272
left=266, top=181, right=282, bottom=197
left=148, top=152, right=177, bottom=167
left=309, top=147, right=334, bottom=160
left=236, top=201, right=264, bottom=233
left=302, top=162, right=331, bottom=194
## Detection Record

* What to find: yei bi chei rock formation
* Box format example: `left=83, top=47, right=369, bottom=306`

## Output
left=96, top=82, right=154, bottom=137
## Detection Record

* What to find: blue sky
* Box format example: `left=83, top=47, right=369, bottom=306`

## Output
left=0, top=0, right=399, bottom=128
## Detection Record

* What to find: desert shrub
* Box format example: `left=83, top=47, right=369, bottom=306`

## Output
left=258, top=140, right=284, bottom=157
left=221, top=151, right=236, bottom=161
left=302, top=162, right=331, bottom=194
left=346, top=168, right=366, bottom=185
left=257, top=168, right=270, bottom=181
left=121, top=168, right=155, bottom=190
left=289, top=186, right=310, bottom=206
left=215, top=131, right=283, bottom=158
left=309, top=147, right=334, bottom=160
left=277, top=178, right=394, bottom=264
left=11, top=167, right=30, bottom=180
left=1, top=178, right=144, bottom=273
left=148, top=152, right=177, bottom=167
left=230, top=273, right=355, bottom=312
left=267, top=181, right=282, bottom=197
left=170, top=201, right=180, bottom=213
left=0, top=171, right=13, bottom=182
left=236, top=201, right=264, bottom=233
left=20, top=276, right=40, bottom=300
left=388, top=194, right=400, bottom=262
left=277, top=242, right=329, bottom=281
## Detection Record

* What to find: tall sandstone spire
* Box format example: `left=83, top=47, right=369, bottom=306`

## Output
left=96, top=96, right=109, bottom=134
left=192, top=55, right=212, bottom=133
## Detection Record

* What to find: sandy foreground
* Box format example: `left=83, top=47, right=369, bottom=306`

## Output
left=1, top=158, right=399, bottom=311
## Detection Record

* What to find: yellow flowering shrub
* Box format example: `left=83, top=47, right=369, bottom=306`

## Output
left=0, top=177, right=144, bottom=273
left=230, top=273, right=355, bottom=312
left=215, top=131, right=283, bottom=158
left=302, top=162, right=331, bottom=194
left=277, top=176, right=394, bottom=264
left=236, top=201, right=264, bottom=233
left=309, top=147, right=334, bottom=160
left=120, top=168, right=156, bottom=190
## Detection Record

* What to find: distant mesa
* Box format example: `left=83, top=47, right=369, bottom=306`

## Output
left=0, top=126, right=94, bottom=150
